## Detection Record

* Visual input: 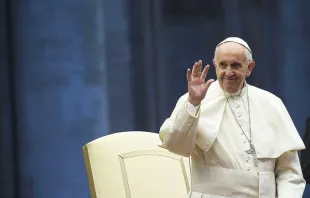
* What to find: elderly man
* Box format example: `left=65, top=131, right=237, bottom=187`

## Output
left=159, top=37, right=306, bottom=198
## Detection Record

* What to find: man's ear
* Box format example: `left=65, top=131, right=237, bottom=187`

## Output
left=247, top=61, right=255, bottom=77
left=213, top=59, right=217, bottom=67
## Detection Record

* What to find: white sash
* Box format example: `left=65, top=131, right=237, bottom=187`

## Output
left=188, top=163, right=276, bottom=198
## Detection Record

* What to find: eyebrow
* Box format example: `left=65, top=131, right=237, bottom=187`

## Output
left=231, top=62, right=242, bottom=66
left=219, top=61, right=242, bottom=65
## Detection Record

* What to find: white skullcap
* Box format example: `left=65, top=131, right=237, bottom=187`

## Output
left=217, top=37, right=252, bottom=54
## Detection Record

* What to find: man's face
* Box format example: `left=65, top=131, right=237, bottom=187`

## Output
left=213, top=42, right=255, bottom=93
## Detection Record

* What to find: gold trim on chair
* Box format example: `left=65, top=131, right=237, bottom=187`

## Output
left=118, top=150, right=190, bottom=198
left=83, top=146, right=97, bottom=198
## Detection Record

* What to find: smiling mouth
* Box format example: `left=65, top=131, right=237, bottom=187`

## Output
left=222, top=78, right=237, bottom=80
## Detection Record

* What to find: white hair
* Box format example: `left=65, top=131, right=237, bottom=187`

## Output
left=214, top=43, right=253, bottom=64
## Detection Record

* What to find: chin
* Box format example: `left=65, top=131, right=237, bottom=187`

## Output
left=222, top=83, right=239, bottom=93
left=223, top=86, right=238, bottom=93
left=221, top=80, right=242, bottom=93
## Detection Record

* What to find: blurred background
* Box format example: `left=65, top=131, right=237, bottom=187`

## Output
left=1, top=0, right=310, bottom=197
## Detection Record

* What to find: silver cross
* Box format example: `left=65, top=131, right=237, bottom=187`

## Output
left=245, top=144, right=256, bottom=155
left=246, top=144, right=259, bottom=166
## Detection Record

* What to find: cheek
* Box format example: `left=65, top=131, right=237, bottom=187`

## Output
left=233, top=71, right=246, bottom=78
left=216, top=70, right=225, bottom=78
left=238, top=72, right=247, bottom=79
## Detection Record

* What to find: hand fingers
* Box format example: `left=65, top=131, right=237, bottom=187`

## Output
left=197, top=60, right=202, bottom=76
left=192, top=60, right=202, bottom=77
left=191, top=62, right=199, bottom=77
left=204, top=79, right=215, bottom=90
left=186, top=68, right=191, bottom=82
left=200, top=65, right=210, bottom=81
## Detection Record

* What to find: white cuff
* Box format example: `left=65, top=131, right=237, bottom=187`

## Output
left=186, top=101, right=200, bottom=117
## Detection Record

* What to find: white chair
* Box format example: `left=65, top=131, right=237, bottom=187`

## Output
left=83, top=131, right=191, bottom=198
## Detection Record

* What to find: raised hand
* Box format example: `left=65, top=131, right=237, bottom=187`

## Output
left=187, top=60, right=214, bottom=106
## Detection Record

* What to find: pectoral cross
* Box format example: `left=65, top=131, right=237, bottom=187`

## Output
left=246, top=143, right=259, bottom=167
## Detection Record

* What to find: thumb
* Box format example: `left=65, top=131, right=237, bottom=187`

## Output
left=204, top=79, right=215, bottom=90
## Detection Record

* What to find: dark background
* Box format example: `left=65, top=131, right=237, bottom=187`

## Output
left=1, top=0, right=309, bottom=197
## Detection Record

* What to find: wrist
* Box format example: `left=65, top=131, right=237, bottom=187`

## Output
left=187, top=97, right=201, bottom=106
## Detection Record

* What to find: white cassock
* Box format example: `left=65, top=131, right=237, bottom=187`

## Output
left=159, top=80, right=306, bottom=198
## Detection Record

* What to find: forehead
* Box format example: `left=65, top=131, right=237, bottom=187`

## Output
left=216, top=42, right=246, bottom=63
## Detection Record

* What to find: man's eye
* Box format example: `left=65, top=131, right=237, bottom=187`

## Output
left=219, top=64, right=226, bottom=69
left=231, top=64, right=242, bottom=69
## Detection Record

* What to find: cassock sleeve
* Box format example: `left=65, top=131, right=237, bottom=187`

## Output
left=275, top=150, right=306, bottom=198
left=159, top=95, right=200, bottom=157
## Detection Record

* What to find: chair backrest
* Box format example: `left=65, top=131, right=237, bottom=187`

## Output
left=83, top=131, right=191, bottom=198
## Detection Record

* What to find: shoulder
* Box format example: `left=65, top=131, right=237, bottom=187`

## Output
left=249, top=85, right=289, bottom=116
left=179, top=92, right=189, bottom=101
left=249, top=85, right=282, bottom=104
left=249, top=85, right=293, bottom=126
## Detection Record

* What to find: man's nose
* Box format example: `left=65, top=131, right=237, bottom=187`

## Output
left=225, top=70, right=234, bottom=77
